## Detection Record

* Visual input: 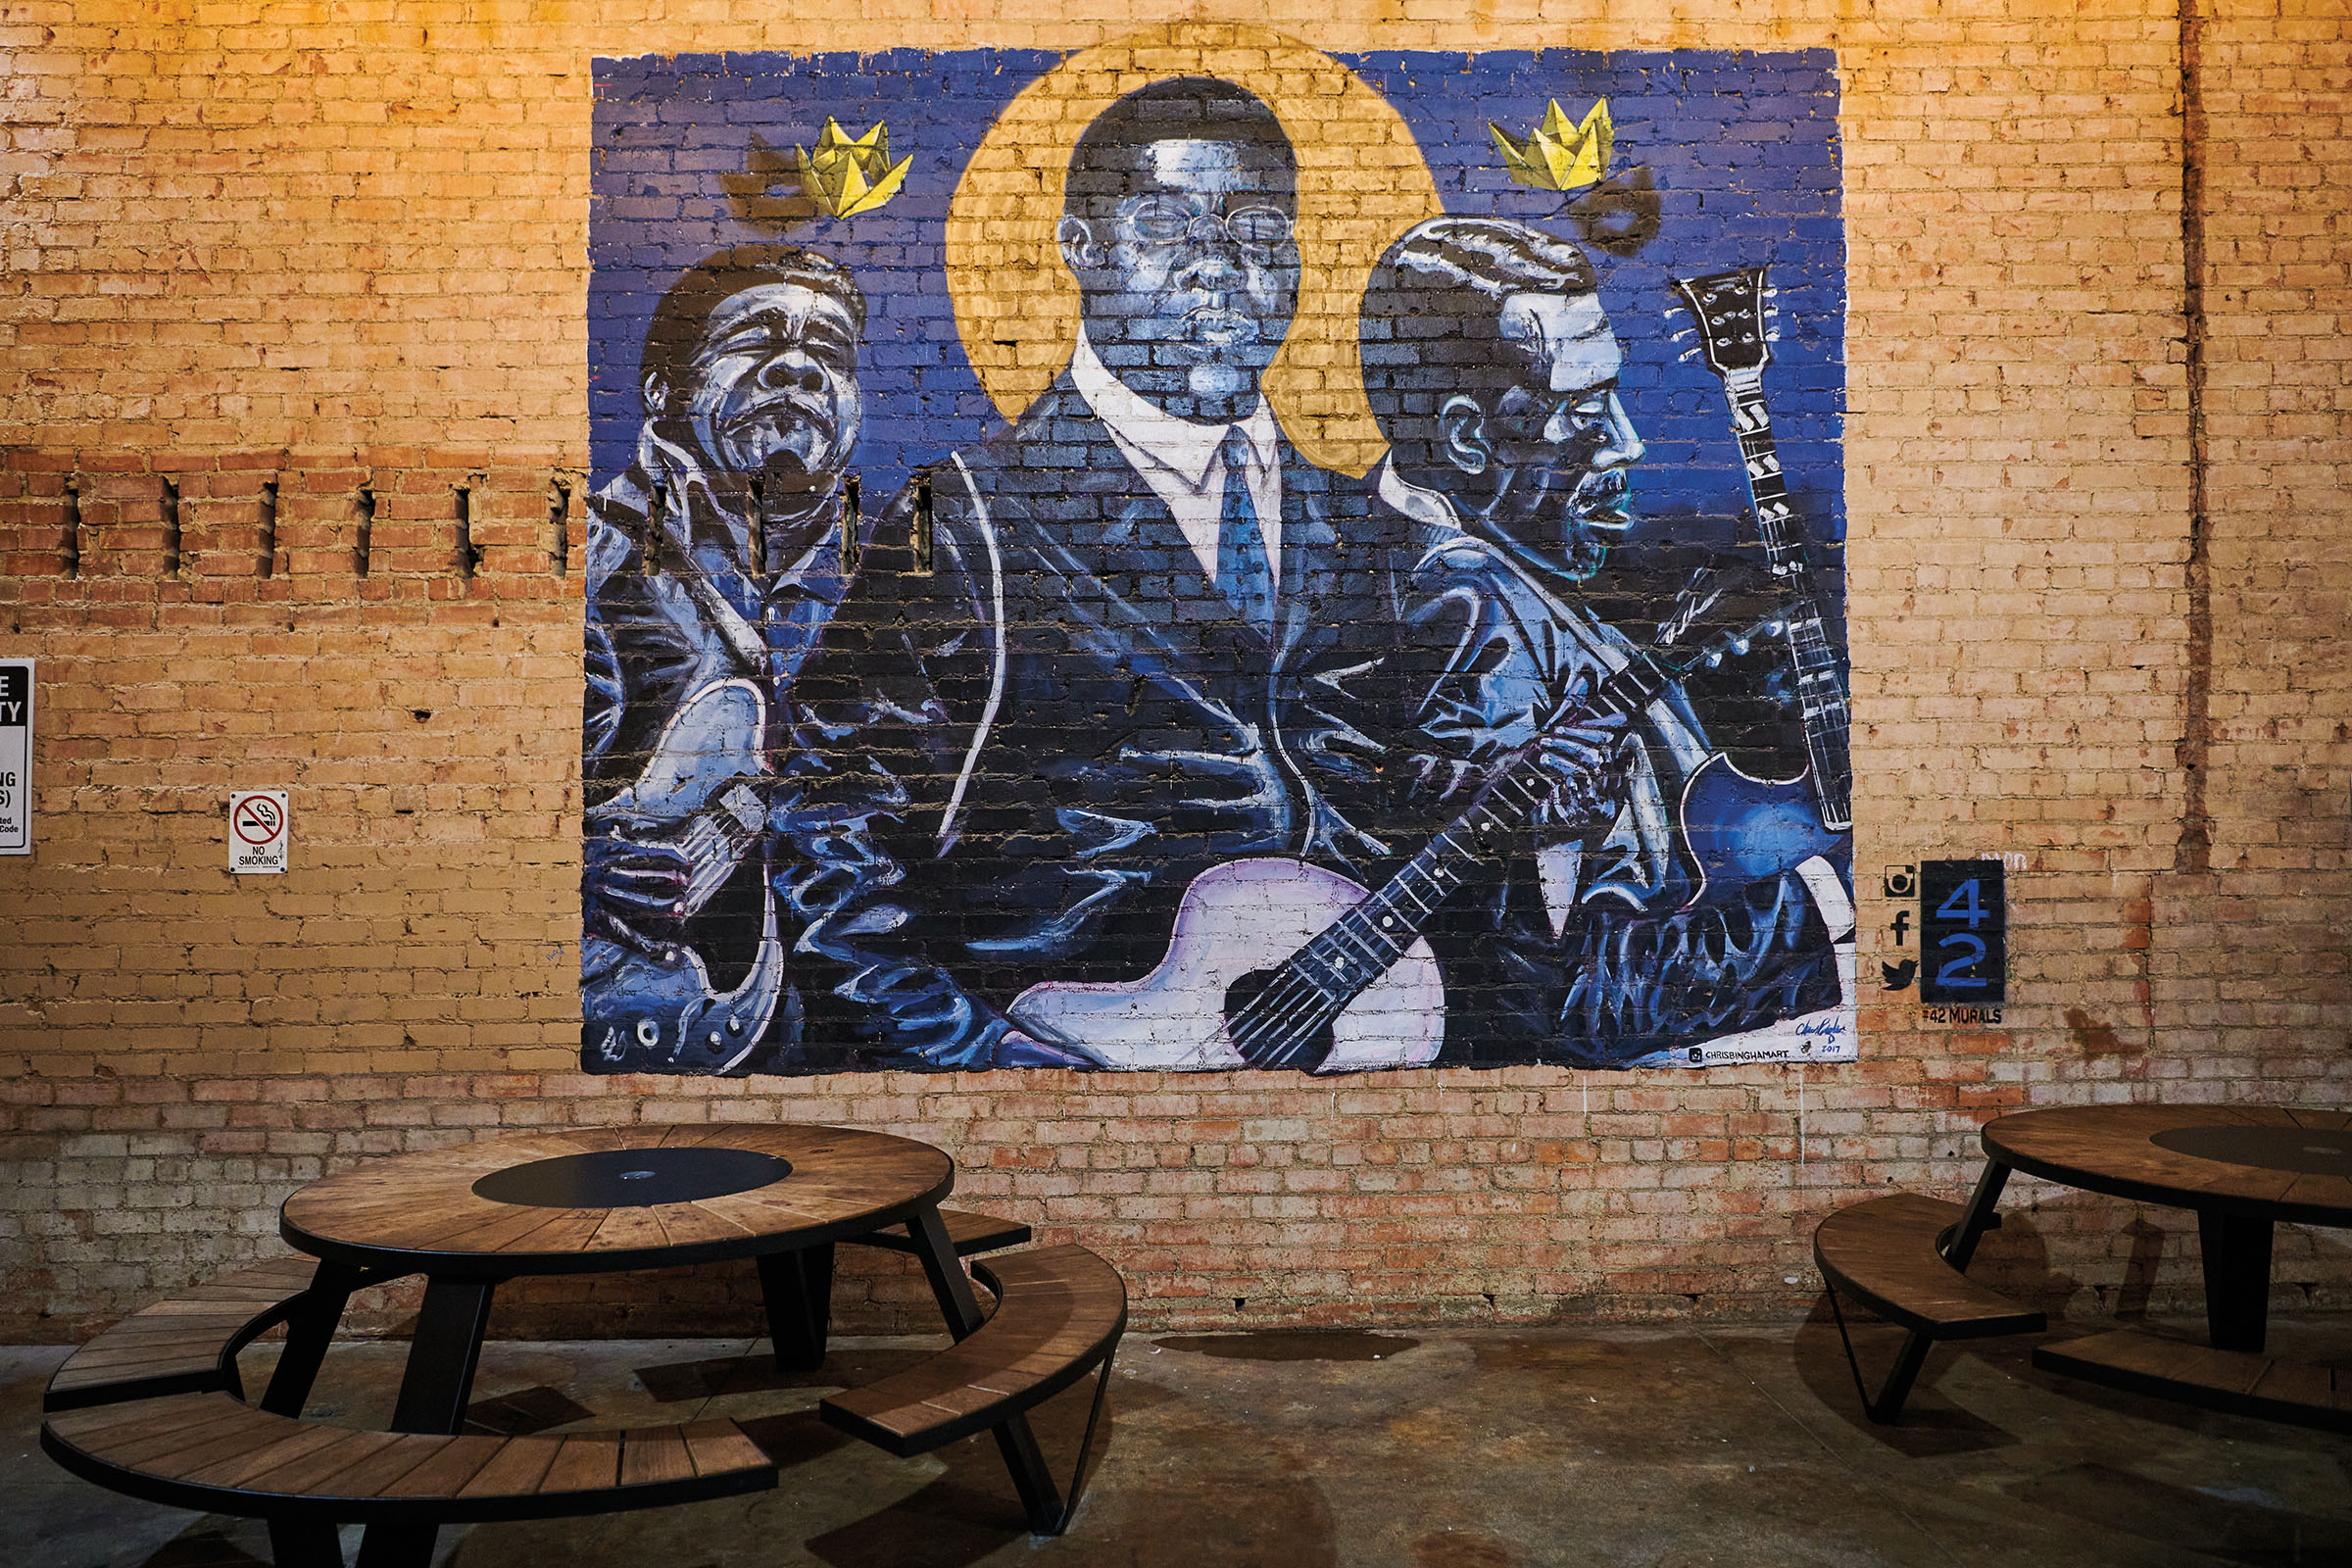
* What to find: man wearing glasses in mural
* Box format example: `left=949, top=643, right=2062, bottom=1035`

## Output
left=1362, top=216, right=1853, bottom=1065
left=775, top=79, right=1606, bottom=1071
left=581, top=244, right=865, bottom=1073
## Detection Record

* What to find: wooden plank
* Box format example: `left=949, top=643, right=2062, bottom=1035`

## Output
left=584, top=1206, right=669, bottom=1254
left=618, top=1426, right=694, bottom=1489
left=116, top=1409, right=295, bottom=1477
left=375, top=1435, right=509, bottom=1499
left=48, top=1392, right=244, bottom=1446
left=652, top=1202, right=760, bottom=1249
left=538, top=1433, right=621, bottom=1494
left=54, top=1339, right=226, bottom=1370
left=238, top=1427, right=399, bottom=1497
left=457, top=1435, right=564, bottom=1497
left=2251, top=1356, right=2336, bottom=1410
left=314, top=1435, right=451, bottom=1500
left=180, top=1421, right=366, bottom=1491
left=678, top=1419, right=770, bottom=1480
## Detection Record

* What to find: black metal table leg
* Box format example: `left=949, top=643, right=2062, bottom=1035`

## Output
left=268, top=1517, right=346, bottom=1568
left=2198, top=1208, right=2274, bottom=1353
left=1941, top=1158, right=2013, bottom=1271
left=758, top=1242, right=835, bottom=1372
left=904, top=1205, right=1067, bottom=1534
left=356, top=1276, right=500, bottom=1568
left=261, top=1259, right=367, bottom=1417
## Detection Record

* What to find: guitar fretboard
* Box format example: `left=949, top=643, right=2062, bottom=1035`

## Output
left=1720, top=372, right=1853, bottom=832
left=1244, top=649, right=1676, bottom=1057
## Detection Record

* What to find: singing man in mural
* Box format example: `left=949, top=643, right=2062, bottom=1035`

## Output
left=775, top=78, right=1628, bottom=1071
left=1362, top=216, right=1854, bottom=1066
left=581, top=243, right=866, bottom=1072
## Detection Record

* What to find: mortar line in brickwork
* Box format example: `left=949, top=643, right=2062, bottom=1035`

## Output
left=2173, top=0, right=2216, bottom=879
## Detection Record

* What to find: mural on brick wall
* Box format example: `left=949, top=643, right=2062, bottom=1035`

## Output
left=584, top=29, right=1854, bottom=1076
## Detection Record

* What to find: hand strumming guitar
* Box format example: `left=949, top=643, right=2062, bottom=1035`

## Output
left=1531, top=708, right=1631, bottom=829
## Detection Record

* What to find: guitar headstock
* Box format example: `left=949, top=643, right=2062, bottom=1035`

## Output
left=1669, top=267, right=1777, bottom=382
left=1661, top=611, right=1789, bottom=678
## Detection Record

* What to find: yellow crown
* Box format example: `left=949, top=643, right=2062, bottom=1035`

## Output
left=795, top=118, right=913, bottom=220
left=1490, top=99, right=1612, bottom=194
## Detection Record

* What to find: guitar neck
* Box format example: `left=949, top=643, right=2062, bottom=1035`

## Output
left=1718, top=374, right=1853, bottom=833
left=1276, top=651, right=1676, bottom=1011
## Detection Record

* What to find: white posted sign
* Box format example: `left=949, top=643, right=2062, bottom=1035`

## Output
left=230, top=790, right=288, bottom=875
left=0, top=659, right=28, bottom=855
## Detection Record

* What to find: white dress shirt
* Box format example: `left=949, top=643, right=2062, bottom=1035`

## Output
left=1068, top=330, right=1283, bottom=591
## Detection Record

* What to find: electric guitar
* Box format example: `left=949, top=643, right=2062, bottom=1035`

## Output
left=1007, top=618, right=1784, bottom=1073
left=582, top=676, right=788, bottom=1073
left=1669, top=266, right=1854, bottom=833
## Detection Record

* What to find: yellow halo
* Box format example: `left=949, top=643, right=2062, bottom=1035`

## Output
left=944, top=24, right=1444, bottom=477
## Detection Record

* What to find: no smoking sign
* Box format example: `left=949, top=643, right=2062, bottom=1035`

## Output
left=230, top=791, right=288, bottom=875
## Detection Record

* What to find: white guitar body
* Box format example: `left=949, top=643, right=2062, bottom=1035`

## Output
left=1008, top=858, right=1446, bottom=1073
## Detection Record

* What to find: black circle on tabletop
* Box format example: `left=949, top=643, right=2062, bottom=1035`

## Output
left=2152, top=1124, right=2352, bottom=1179
left=471, top=1147, right=790, bottom=1208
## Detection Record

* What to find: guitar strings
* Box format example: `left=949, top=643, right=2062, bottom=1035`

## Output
left=1214, top=651, right=1680, bottom=1069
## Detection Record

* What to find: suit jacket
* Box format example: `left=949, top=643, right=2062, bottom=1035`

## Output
left=774, top=374, right=1425, bottom=1069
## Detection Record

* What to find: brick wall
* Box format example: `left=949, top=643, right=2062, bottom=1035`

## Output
left=3, top=2, right=2349, bottom=1341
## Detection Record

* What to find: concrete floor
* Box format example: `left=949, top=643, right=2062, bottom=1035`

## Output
left=12, top=1311, right=2352, bottom=1568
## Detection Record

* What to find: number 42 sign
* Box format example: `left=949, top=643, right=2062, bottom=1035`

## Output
left=1919, top=859, right=2005, bottom=1004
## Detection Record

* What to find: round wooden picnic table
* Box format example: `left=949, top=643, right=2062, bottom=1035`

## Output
left=1974, top=1103, right=2352, bottom=1354
left=282, top=1122, right=952, bottom=1276
left=272, top=1122, right=979, bottom=1568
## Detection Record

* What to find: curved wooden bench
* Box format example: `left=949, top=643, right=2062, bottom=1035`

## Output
left=44, top=1392, right=773, bottom=1551
left=821, top=1243, right=1125, bottom=1534
left=45, top=1255, right=330, bottom=1412
left=2034, top=1329, right=2352, bottom=1435
left=1814, top=1193, right=2044, bottom=1422
left=41, top=1256, right=778, bottom=1567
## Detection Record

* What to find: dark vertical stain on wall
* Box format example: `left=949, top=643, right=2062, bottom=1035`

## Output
left=258, top=477, right=279, bottom=579
left=355, top=481, right=374, bottom=577
left=550, top=477, right=572, bottom=576
left=456, top=481, right=480, bottom=579
left=62, top=476, right=81, bottom=579
left=2173, top=0, right=2215, bottom=877
left=161, top=474, right=181, bottom=578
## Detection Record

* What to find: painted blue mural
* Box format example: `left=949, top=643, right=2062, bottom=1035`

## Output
left=583, top=31, right=1855, bottom=1075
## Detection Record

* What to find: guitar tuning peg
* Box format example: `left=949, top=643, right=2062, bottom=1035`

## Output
left=1765, top=331, right=1781, bottom=343
left=1678, top=348, right=1700, bottom=363
left=1669, top=329, right=1695, bottom=343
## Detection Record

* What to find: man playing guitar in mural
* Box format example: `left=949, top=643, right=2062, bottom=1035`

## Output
left=1348, top=218, right=1856, bottom=1066
left=774, top=79, right=1636, bottom=1071
left=581, top=246, right=867, bottom=1073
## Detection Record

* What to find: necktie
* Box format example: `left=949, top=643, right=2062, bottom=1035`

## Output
left=1216, top=427, right=1274, bottom=631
